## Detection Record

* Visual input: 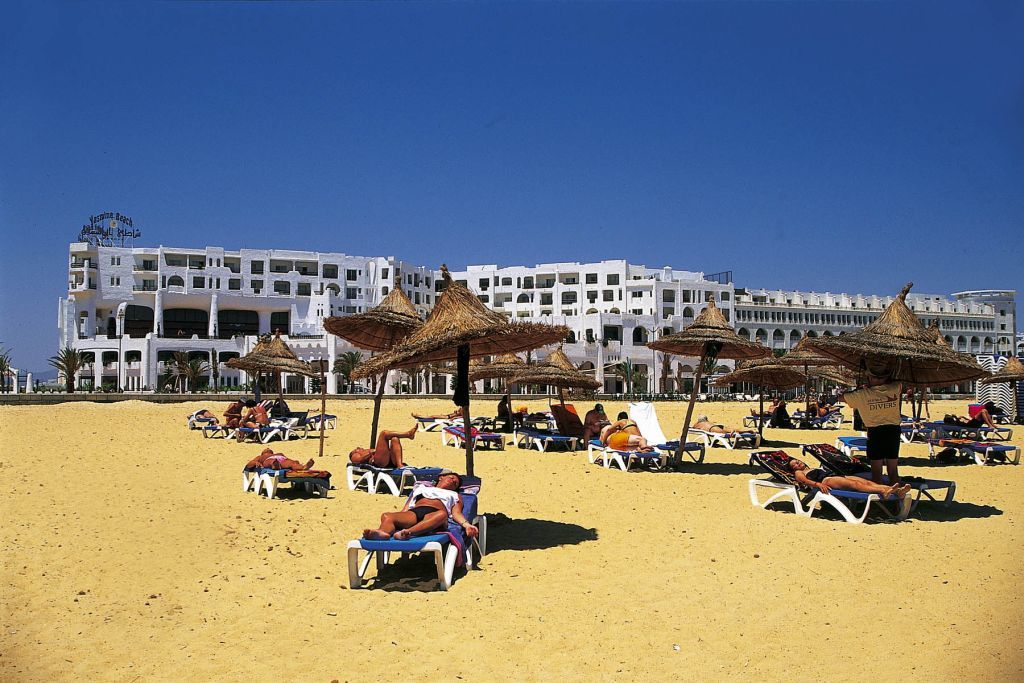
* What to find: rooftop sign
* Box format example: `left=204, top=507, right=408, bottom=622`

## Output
left=78, top=212, right=140, bottom=247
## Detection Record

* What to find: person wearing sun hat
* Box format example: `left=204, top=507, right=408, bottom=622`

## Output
left=841, top=358, right=903, bottom=485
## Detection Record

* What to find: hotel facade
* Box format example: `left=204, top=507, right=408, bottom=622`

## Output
left=58, top=238, right=1017, bottom=395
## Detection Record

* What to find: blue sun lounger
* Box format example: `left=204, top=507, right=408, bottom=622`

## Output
left=513, top=427, right=579, bottom=452
left=344, top=464, right=447, bottom=496
left=927, top=439, right=1020, bottom=466
left=441, top=425, right=505, bottom=450
left=243, top=467, right=332, bottom=499
left=346, top=479, right=487, bottom=591
left=835, top=436, right=867, bottom=457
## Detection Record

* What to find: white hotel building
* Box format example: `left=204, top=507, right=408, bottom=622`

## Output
left=59, top=240, right=1016, bottom=395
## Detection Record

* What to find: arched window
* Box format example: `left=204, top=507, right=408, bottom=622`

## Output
left=565, top=330, right=577, bottom=344
left=517, top=293, right=530, bottom=303
left=585, top=308, right=598, bottom=314
left=124, top=350, right=142, bottom=363
left=632, top=327, right=648, bottom=344
left=737, top=327, right=750, bottom=340
left=772, top=329, right=785, bottom=347
left=755, top=329, right=768, bottom=345
left=167, top=275, right=184, bottom=287
left=124, top=305, right=154, bottom=338
left=682, top=307, right=694, bottom=318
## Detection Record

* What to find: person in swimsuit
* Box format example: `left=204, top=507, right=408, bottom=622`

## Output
left=945, top=407, right=999, bottom=430
left=223, top=399, right=245, bottom=428
left=191, top=409, right=219, bottom=424
left=692, top=416, right=746, bottom=436
left=411, top=407, right=463, bottom=420
left=787, top=458, right=911, bottom=499
left=236, top=399, right=271, bottom=441
left=349, top=425, right=418, bottom=468
left=582, top=403, right=611, bottom=445
left=362, top=471, right=479, bottom=541
left=600, top=412, right=653, bottom=452
left=245, top=447, right=315, bottom=472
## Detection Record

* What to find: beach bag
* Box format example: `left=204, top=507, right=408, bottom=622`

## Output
left=935, top=447, right=958, bottom=465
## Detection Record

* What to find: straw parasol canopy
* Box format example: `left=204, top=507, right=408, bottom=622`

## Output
left=226, top=333, right=316, bottom=378
left=647, top=299, right=771, bottom=460
left=805, top=283, right=988, bottom=386
left=510, top=353, right=602, bottom=394
left=776, top=338, right=840, bottom=367
left=352, top=266, right=569, bottom=379
left=351, top=265, right=569, bottom=476
left=323, top=274, right=422, bottom=351
left=648, top=299, right=769, bottom=360
left=980, top=356, right=1024, bottom=384
left=714, top=363, right=805, bottom=390
left=468, top=353, right=528, bottom=382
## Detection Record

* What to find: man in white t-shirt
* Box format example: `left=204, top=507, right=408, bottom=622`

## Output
left=841, top=365, right=902, bottom=485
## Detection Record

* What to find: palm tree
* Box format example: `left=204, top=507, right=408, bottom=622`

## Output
left=169, top=352, right=211, bottom=393
left=659, top=352, right=672, bottom=394
left=333, top=351, right=363, bottom=393
left=613, top=358, right=636, bottom=394
left=48, top=347, right=84, bottom=393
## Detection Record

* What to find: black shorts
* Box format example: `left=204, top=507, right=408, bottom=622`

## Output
left=866, top=424, right=901, bottom=461
left=806, top=468, right=829, bottom=484
left=409, top=505, right=440, bottom=523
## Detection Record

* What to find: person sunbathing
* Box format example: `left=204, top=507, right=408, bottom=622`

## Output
left=692, top=416, right=746, bottom=435
left=236, top=399, right=270, bottom=441
left=192, top=409, right=219, bottom=424
left=411, top=407, right=463, bottom=420
left=349, top=425, right=418, bottom=468
left=600, top=412, right=654, bottom=452
left=787, top=458, right=911, bottom=499
left=246, top=447, right=315, bottom=472
left=362, top=471, right=479, bottom=541
left=945, top=407, right=998, bottom=430
left=224, top=399, right=245, bottom=428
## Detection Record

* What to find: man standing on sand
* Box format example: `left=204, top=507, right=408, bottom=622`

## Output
left=841, top=361, right=903, bottom=485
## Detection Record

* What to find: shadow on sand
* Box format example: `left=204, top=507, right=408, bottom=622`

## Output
left=364, top=515, right=598, bottom=592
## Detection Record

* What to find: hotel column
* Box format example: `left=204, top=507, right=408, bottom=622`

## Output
left=208, top=294, right=219, bottom=338
left=153, top=291, right=163, bottom=336
left=596, top=338, right=605, bottom=392
left=326, top=335, right=338, bottom=394
left=25, top=373, right=33, bottom=393
left=93, top=353, right=102, bottom=392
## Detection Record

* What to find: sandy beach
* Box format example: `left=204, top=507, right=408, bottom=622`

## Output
left=2, top=397, right=1022, bottom=681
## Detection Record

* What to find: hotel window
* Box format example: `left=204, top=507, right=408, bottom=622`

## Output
left=407, top=274, right=413, bottom=285
left=540, top=293, right=553, bottom=306
left=501, top=277, right=512, bottom=286
left=662, top=290, right=675, bottom=302
left=251, top=279, right=264, bottom=293
left=523, top=276, right=534, bottom=289
left=606, top=274, right=620, bottom=285
left=273, top=281, right=290, bottom=295
left=228, top=279, right=241, bottom=291
left=381, top=268, right=389, bottom=280
left=682, top=290, right=692, bottom=303
left=561, top=292, right=577, bottom=305
left=250, top=261, right=264, bottom=275
left=322, top=264, right=338, bottom=279
left=109, top=277, right=120, bottom=286
left=478, top=294, right=490, bottom=303
left=192, top=277, right=204, bottom=288
left=346, top=287, right=358, bottom=299
left=631, top=291, right=643, bottom=299
left=297, top=283, right=311, bottom=296
left=585, top=273, right=598, bottom=284
left=479, top=278, right=489, bottom=291
left=414, top=292, right=421, bottom=304
left=425, top=277, right=431, bottom=287
left=603, top=291, right=614, bottom=302
left=110, top=256, right=120, bottom=266
left=347, top=269, right=358, bottom=281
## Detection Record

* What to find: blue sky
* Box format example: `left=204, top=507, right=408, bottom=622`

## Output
left=1, top=1, right=1022, bottom=373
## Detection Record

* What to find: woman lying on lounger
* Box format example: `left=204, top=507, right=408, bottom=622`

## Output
left=246, top=447, right=315, bottom=472
left=600, top=412, right=654, bottom=452
left=192, top=409, right=219, bottom=424
left=944, top=407, right=999, bottom=430
left=349, top=425, right=418, bottom=468
left=787, top=458, right=911, bottom=499
left=362, top=470, right=479, bottom=541
left=692, top=416, right=746, bottom=435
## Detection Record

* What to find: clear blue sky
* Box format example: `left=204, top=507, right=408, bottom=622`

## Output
left=2, top=1, right=1022, bottom=373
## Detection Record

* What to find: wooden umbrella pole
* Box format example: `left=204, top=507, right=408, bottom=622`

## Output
left=369, top=370, right=387, bottom=448
left=318, top=362, right=326, bottom=460
left=678, top=351, right=706, bottom=461
left=253, top=371, right=261, bottom=402
left=759, top=386, right=765, bottom=439
left=457, top=344, right=475, bottom=477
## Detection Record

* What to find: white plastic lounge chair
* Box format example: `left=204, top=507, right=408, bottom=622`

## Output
left=187, top=410, right=217, bottom=430
left=441, top=425, right=505, bottom=451
left=928, top=439, right=1020, bottom=466
left=201, top=424, right=232, bottom=439
left=748, top=451, right=912, bottom=524
left=244, top=468, right=332, bottom=499
left=835, top=436, right=867, bottom=457
left=629, top=401, right=706, bottom=463
left=513, top=427, right=578, bottom=452
left=347, top=480, right=486, bottom=591
left=586, top=439, right=670, bottom=471
left=415, top=416, right=455, bottom=432
left=691, top=426, right=761, bottom=450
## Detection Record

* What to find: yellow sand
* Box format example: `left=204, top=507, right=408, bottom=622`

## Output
left=2, top=398, right=1022, bottom=681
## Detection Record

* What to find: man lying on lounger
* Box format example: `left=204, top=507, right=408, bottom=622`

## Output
left=246, top=447, right=316, bottom=472
left=692, top=416, right=749, bottom=436
left=600, top=412, right=654, bottom=452
left=411, top=407, right=463, bottom=420
left=192, top=409, right=219, bottom=424
left=787, top=458, right=911, bottom=499
left=362, top=470, right=479, bottom=541
left=349, top=425, right=418, bottom=468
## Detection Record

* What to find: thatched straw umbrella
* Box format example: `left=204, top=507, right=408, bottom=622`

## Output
left=226, top=334, right=326, bottom=455
left=714, top=361, right=805, bottom=438
left=777, top=337, right=846, bottom=417
left=509, top=349, right=601, bottom=406
left=352, top=265, right=569, bottom=476
left=648, top=299, right=771, bottom=459
left=806, top=283, right=987, bottom=387
left=979, top=356, right=1024, bottom=419
left=469, top=353, right=528, bottom=432
left=323, top=274, right=423, bottom=447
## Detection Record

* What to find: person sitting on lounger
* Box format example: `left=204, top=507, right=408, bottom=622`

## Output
left=349, top=425, right=418, bottom=468
left=600, top=412, right=654, bottom=452
left=944, top=407, right=999, bottom=430
left=769, top=397, right=794, bottom=428
left=271, top=397, right=291, bottom=419
left=583, top=403, right=611, bottom=445
left=246, top=447, right=315, bottom=472
left=411, top=407, right=463, bottom=421
left=362, top=470, right=479, bottom=541
left=496, top=395, right=522, bottom=431
left=224, top=399, right=245, bottom=428
left=787, top=458, right=911, bottom=499
left=240, top=399, right=270, bottom=429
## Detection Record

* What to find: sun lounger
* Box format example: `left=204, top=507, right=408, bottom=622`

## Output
left=927, top=438, right=1020, bottom=466
left=513, top=427, right=579, bottom=452
left=924, top=421, right=1013, bottom=442
left=835, top=436, right=868, bottom=457
left=743, top=413, right=771, bottom=429
left=348, top=465, right=447, bottom=496
left=415, top=416, right=454, bottom=432
left=187, top=410, right=217, bottom=430
left=748, top=450, right=911, bottom=524
left=346, top=478, right=486, bottom=591
left=586, top=439, right=671, bottom=471
left=233, top=417, right=306, bottom=444
left=802, top=443, right=956, bottom=508
left=691, top=427, right=761, bottom=450
left=246, top=467, right=332, bottom=499
left=303, top=412, right=337, bottom=430
left=629, top=401, right=706, bottom=463
left=441, top=425, right=505, bottom=451
left=899, top=422, right=930, bottom=444
left=201, top=424, right=232, bottom=439
left=550, top=404, right=585, bottom=439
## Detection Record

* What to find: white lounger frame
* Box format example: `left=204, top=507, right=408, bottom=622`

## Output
left=928, top=440, right=1020, bottom=466
left=347, top=515, right=487, bottom=591
left=441, top=428, right=505, bottom=451
left=748, top=478, right=912, bottom=524
left=692, top=428, right=761, bottom=450
left=242, top=470, right=330, bottom=499
left=513, top=429, right=579, bottom=452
